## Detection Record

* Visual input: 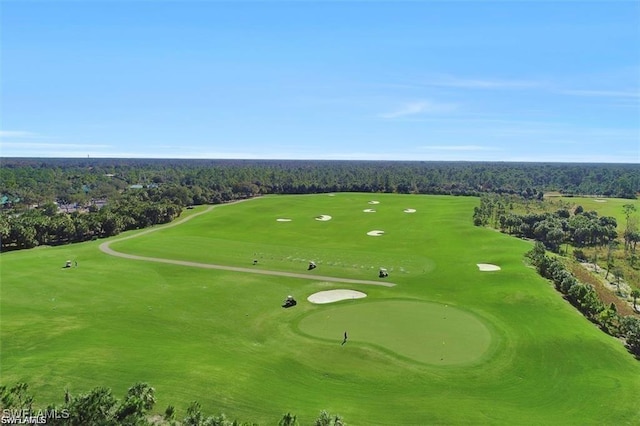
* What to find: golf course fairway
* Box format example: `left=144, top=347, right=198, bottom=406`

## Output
left=1, top=193, right=639, bottom=425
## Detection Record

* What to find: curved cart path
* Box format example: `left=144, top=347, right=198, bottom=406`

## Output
left=99, top=203, right=396, bottom=288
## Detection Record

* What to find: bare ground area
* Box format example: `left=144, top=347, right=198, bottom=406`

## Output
left=570, top=262, right=638, bottom=317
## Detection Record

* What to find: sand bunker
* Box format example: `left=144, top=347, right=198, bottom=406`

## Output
left=363, top=209, right=376, bottom=213
left=368, top=201, right=380, bottom=205
left=367, top=230, right=385, bottom=236
left=477, top=263, right=501, bottom=271
left=307, top=289, right=367, bottom=304
left=276, top=218, right=292, bottom=222
left=404, top=208, right=416, bottom=213
left=595, top=199, right=607, bottom=203
left=315, top=215, right=332, bottom=221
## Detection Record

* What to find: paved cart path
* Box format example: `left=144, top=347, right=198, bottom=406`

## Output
left=99, top=202, right=396, bottom=287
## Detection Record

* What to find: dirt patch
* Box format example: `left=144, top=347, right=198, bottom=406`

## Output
left=572, top=263, right=637, bottom=317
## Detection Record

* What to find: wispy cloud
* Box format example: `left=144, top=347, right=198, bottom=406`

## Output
left=0, top=130, right=39, bottom=138
left=560, top=89, right=640, bottom=99
left=404, top=74, right=548, bottom=90
left=0, top=142, right=111, bottom=149
left=419, top=74, right=542, bottom=90
left=419, top=145, right=500, bottom=152
left=379, top=100, right=457, bottom=119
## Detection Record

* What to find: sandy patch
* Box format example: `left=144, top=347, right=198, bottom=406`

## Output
left=477, top=263, right=501, bottom=271
left=307, top=289, right=367, bottom=304
left=367, top=230, right=385, bottom=236
left=368, top=201, right=380, bottom=205
left=594, top=199, right=607, bottom=203
left=404, top=208, right=416, bottom=213
left=363, top=209, right=376, bottom=213
left=328, top=193, right=335, bottom=196
left=315, top=215, right=332, bottom=221
left=276, top=218, right=292, bottom=222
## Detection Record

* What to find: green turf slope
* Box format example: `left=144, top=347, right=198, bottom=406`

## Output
left=2, top=193, right=639, bottom=425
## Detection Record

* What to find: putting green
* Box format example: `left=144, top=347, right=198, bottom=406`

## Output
left=297, top=300, right=494, bottom=365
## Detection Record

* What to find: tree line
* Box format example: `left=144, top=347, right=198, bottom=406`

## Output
left=472, top=194, right=627, bottom=253
left=1, top=187, right=184, bottom=251
left=525, top=242, right=640, bottom=358
left=2, top=159, right=638, bottom=208
left=0, top=382, right=345, bottom=426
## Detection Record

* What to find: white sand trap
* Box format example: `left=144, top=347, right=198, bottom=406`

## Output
left=307, top=289, right=367, bottom=304
left=363, top=209, right=376, bottom=213
left=404, top=208, right=416, bottom=213
left=328, top=193, right=335, bottom=196
left=594, top=199, right=607, bottom=203
left=368, top=200, right=380, bottom=204
left=315, top=215, right=332, bottom=221
left=367, top=230, right=385, bottom=236
left=276, top=218, right=292, bottom=222
left=477, top=263, right=501, bottom=271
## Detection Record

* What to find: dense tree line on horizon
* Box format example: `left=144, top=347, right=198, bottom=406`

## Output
left=1, top=159, right=638, bottom=252
left=1, top=159, right=638, bottom=205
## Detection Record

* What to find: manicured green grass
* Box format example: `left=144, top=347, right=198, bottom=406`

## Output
left=2, top=193, right=640, bottom=425
left=297, top=300, right=493, bottom=365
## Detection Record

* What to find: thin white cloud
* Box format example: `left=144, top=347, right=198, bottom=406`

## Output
left=419, top=145, right=500, bottom=152
left=0, top=142, right=111, bottom=149
left=379, top=100, right=457, bottom=119
left=560, top=89, right=640, bottom=99
left=0, top=130, right=38, bottom=138
left=505, top=153, right=639, bottom=164
left=421, top=75, right=542, bottom=90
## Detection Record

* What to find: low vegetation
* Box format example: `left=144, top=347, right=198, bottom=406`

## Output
left=0, top=382, right=344, bottom=426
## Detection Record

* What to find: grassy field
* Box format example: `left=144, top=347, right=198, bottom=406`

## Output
left=543, top=195, right=640, bottom=231
left=2, top=193, right=640, bottom=425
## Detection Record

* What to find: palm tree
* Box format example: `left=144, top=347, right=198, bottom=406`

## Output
left=315, top=410, right=345, bottom=426
left=631, top=289, right=640, bottom=312
left=279, top=412, right=299, bottom=426
left=612, top=267, right=624, bottom=295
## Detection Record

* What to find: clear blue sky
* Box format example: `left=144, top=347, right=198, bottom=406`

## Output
left=1, top=1, right=639, bottom=162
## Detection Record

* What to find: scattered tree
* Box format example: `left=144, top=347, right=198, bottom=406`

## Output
left=279, top=412, right=299, bottom=426
left=631, top=289, right=640, bottom=312
left=314, top=410, right=345, bottom=426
